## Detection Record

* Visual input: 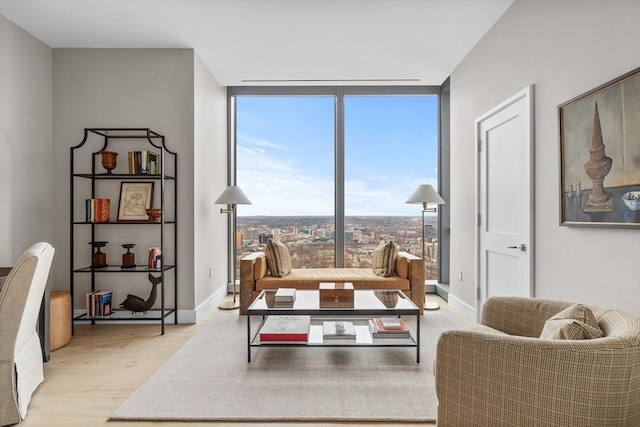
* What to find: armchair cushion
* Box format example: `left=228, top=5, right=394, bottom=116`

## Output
left=540, top=303, right=603, bottom=340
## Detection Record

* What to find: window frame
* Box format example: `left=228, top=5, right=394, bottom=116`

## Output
left=228, top=85, right=449, bottom=282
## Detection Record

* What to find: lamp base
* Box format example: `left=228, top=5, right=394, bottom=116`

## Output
left=218, top=298, right=239, bottom=310
left=424, top=299, right=440, bottom=310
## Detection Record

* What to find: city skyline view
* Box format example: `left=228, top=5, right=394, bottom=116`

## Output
left=237, top=215, right=440, bottom=279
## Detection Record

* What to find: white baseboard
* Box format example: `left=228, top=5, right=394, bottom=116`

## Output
left=447, top=293, right=476, bottom=323
left=193, top=286, right=228, bottom=321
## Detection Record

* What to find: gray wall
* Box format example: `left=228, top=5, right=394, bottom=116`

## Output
left=0, top=15, right=53, bottom=265
left=52, top=48, right=198, bottom=316
left=193, top=53, right=229, bottom=316
left=449, top=0, right=640, bottom=318
left=1, top=15, right=230, bottom=321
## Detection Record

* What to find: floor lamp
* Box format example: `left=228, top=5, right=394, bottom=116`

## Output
left=406, top=184, right=445, bottom=310
left=215, top=185, right=252, bottom=310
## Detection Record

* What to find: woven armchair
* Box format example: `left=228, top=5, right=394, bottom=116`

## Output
left=435, top=297, right=640, bottom=427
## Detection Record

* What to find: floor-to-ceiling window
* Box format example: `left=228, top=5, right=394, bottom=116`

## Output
left=235, top=95, right=336, bottom=268
left=344, top=93, right=439, bottom=278
left=230, top=86, right=442, bottom=280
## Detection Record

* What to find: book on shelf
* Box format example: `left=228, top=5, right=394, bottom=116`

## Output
left=368, top=317, right=410, bottom=338
left=259, top=315, right=311, bottom=342
left=322, top=320, right=356, bottom=339
left=274, top=288, right=296, bottom=306
left=127, top=150, right=160, bottom=174
left=149, top=247, right=162, bottom=269
left=380, top=316, right=404, bottom=330
left=86, top=290, right=113, bottom=317
left=85, top=198, right=110, bottom=222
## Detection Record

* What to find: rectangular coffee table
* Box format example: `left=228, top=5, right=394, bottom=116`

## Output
left=246, top=289, right=421, bottom=363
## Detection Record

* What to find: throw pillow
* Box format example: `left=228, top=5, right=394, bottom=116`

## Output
left=264, top=238, right=292, bottom=278
left=539, top=303, right=604, bottom=340
left=372, top=240, right=398, bottom=277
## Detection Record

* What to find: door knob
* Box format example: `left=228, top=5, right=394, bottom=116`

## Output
left=507, top=244, right=527, bottom=252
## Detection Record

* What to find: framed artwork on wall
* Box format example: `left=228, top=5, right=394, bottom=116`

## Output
left=559, top=67, right=640, bottom=228
left=117, top=182, right=154, bottom=221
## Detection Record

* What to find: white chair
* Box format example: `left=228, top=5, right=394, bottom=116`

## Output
left=0, top=242, right=55, bottom=426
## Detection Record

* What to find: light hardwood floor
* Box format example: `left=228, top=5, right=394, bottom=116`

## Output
left=20, top=295, right=451, bottom=427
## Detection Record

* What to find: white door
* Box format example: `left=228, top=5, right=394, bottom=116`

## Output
left=476, top=85, right=534, bottom=321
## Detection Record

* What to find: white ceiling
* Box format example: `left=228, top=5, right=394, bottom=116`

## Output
left=0, top=0, right=514, bottom=86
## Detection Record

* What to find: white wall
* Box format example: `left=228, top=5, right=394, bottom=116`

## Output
left=193, top=53, right=228, bottom=318
left=0, top=15, right=52, bottom=264
left=449, top=0, right=640, bottom=318
left=52, top=48, right=197, bottom=315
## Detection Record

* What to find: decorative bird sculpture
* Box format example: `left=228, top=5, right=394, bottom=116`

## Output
left=120, top=273, right=161, bottom=314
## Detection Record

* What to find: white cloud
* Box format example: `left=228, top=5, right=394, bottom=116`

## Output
left=237, top=135, right=440, bottom=217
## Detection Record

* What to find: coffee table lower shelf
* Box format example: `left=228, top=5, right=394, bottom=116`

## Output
left=248, top=316, right=419, bottom=363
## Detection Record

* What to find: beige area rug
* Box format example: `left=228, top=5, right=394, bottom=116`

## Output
left=110, top=310, right=468, bottom=422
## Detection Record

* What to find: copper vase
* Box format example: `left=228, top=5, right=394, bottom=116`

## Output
left=101, top=151, right=118, bottom=174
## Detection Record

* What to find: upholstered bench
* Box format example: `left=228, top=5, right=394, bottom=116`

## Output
left=239, top=249, right=424, bottom=314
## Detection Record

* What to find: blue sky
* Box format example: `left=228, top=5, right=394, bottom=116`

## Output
left=236, top=95, right=438, bottom=216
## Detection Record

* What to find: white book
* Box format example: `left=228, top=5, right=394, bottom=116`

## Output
left=323, top=320, right=356, bottom=338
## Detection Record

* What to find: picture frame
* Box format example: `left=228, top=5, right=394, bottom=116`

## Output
left=559, top=67, right=640, bottom=228
left=117, top=182, right=154, bottom=221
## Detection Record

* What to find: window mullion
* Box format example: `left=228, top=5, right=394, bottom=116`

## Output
left=335, top=88, right=345, bottom=268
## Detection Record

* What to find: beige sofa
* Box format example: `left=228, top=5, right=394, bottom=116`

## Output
left=435, top=296, right=640, bottom=427
left=239, top=251, right=424, bottom=314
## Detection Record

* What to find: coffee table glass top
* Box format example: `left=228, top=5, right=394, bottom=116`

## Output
left=248, top=289, right=418, bottom=315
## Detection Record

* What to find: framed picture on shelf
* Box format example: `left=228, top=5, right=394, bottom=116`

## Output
left=117, top=182, right=154, bottom=221
left=558, top=67, right=640, bottom=228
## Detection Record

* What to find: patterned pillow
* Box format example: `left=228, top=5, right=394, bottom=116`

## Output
left=540, top=303, right=604, bottom=340
left=372, top=240, right=398, bottom=277
left=264, top=238, right=292, bottom=278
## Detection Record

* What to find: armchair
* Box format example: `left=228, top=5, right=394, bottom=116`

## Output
left=0, top=242, right=55, bottom=426
left=435, top=297, right=640, bottom=427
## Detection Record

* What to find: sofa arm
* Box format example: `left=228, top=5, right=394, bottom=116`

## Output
left=435, top=330, right=639, bottom=427
left=481, top=296, right=572, bottom=337
left=239, top=251, right=265, bottom=315
left=398, top=251, right=424, bottom=313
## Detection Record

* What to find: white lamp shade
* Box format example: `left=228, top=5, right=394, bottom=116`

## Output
left=406, top=184, right=445, bottom=204
left=214, top=185, right=252, bottom=205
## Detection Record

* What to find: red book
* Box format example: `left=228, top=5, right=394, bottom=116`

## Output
left=259, top=315, right=310, bottom=342
left=96, top=199, right=110, bottom=222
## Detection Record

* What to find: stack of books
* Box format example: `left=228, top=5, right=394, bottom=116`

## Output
left=85, top=198, right=110, bottom=222
left=274, top=288, right=296, bottom=307
left=369, top=317, right=411, bottom=339
left=322, top=320, right=356, bottom=340
left=127, top=150, right=160, bottom=175
left=86, top=290, right=113, bottom=317
left=149, top=247, right=162, bottom=269
left=259, top=315, right=310, bottom=343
